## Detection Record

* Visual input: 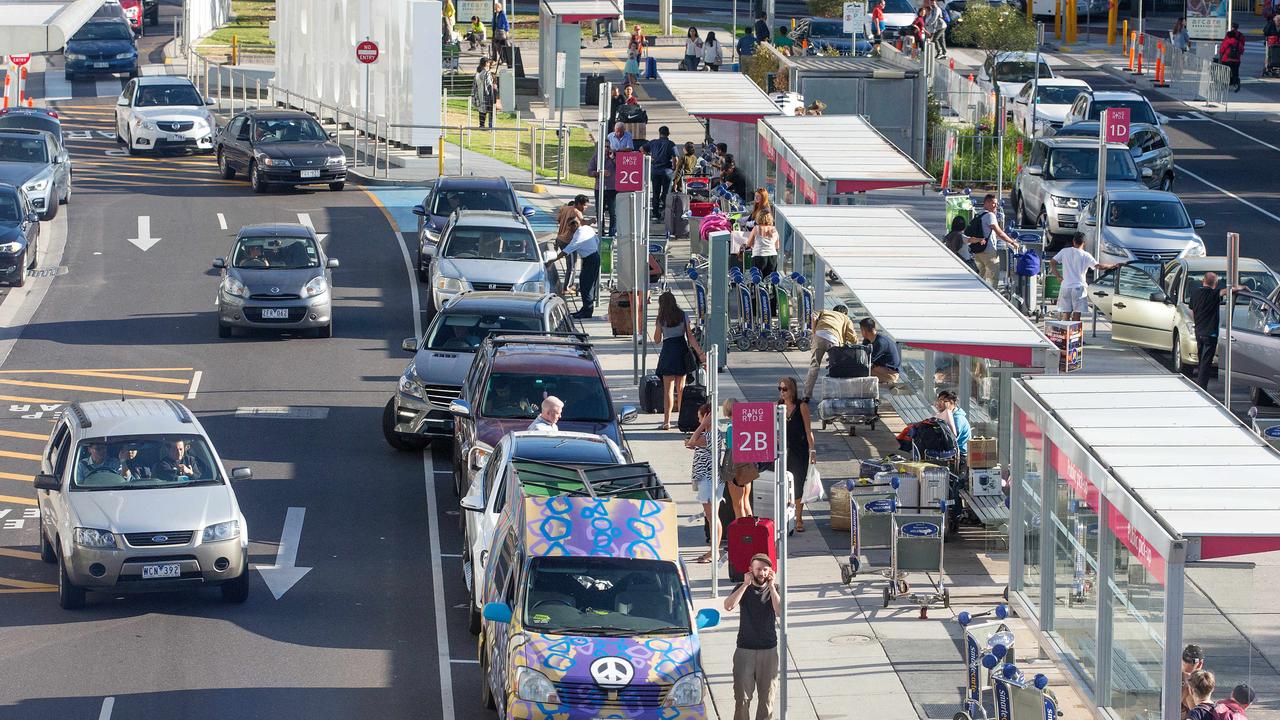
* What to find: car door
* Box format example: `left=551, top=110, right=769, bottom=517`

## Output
left=1013, top=82, right=1033, bottom=134
left=115, top=79, right=137, bottom=138
left=38, top=421, right=71, bottom=537
left=1025, top=141, right=1049, bottom=218
left=1087, top=266, right=1120, bottom=318
left=1227, top=294, right=1280, bottom=390
left=224, top=115, right=252, bottom=170
left=1111, top=264, right=1177, bottom=348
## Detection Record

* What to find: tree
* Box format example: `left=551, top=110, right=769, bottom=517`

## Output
left=806, top=0, right=844, bottom=18
left=950, top=3, right=1036, bottom=76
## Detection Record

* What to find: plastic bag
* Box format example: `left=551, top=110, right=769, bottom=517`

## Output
left=802, top=465, right=826, bottom=505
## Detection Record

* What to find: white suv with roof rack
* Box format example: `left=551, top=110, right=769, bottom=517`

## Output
left=34, top=399, right=253, bottom=609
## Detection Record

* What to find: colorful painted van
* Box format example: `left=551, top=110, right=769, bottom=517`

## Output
left=478, top=493, right=719, bottom=719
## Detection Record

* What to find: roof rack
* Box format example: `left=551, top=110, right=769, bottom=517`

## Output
left=512, top=460, right=669, bottom=501
left=165, top=399, right=194, bottom=424
left=484, top=331, right=593, bottom=350
left=65, top=402, right=91, bottom=429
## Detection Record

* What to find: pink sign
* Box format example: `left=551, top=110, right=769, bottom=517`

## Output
left=615, top=151, right=644, bottom=192
left=1103, top=107, right=1131, bottom=144
left=731, top=402, right=776, bottom=463
left=1049, top=443, right=1100, bottom=514
left=1108, top=504, right=1166, bottom=585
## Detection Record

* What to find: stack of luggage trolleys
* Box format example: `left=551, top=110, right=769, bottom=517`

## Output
left=817, top=375, right=880, bottom=435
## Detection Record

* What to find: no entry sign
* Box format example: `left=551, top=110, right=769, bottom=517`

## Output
left=8, top=54, right=30, bottom=67
left=614, top=151, right=643, bottom=192
left=732, top=402, right=776, bottom=463
left=355, top=40, right=380, bottom=64
left=1103, top=107, right=1130, bottom=144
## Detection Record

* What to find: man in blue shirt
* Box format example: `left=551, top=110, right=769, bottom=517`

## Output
left=859, top=318, right=900, bottom=386
left=737, top=27, right=757, bottom=61
left=646, top=125, right=678, bottom=217
left=935, top=390, right=970, bottom=455
left=491, top=2, right=511, bottom=66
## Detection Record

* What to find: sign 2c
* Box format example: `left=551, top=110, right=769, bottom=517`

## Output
left=614, top=151, right=644, bottom=192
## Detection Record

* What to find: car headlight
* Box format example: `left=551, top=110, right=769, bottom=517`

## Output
left=24, top=177, right=49, bottom=192
left=202, top=520, right=240, bottom=542
left=398, top=371, right=426, bottom=400
left=515, top=279, right=546, bottom=294
left=65, top=53, right=87, bottom=61
left=326, top=155, right=346, bottom=166
left=1101, top=239, right=1130, bottom=257
left=134, top=119, right=158, bottom=131
left=221, top=275, right=247, bottom=298
left=73, top=527, right=117, bottom=549
left=302, top=276, right=329, bottom=298
left=0, top=241, right=22, bottom=253
left=115, top=52, right=135, bottom=59
left=256, top=154, right=292, bottom=167
left=664, top=672, right=704, bottom=707
left=1050, top=195, right=1080, bottom=209
left=435, top=276, right=469, bottom=295
left=515, top=667, right=559, bottom=704
left=1182, top=239, right=1206, bottom=257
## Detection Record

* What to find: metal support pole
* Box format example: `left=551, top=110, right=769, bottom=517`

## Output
left=631, top=191, right=641, bottom=385
left=774, top=403, right=789, bottom=717
left=1094, top=119, right=1108, bottom=260
left=241, top=72, right=247, bottom=110
left=529, top=126, right=537, bottom=182
left=596, top=81, right=611, bottom=232
left=1225, top=232, right=1239, bottom=406
left=217, top=64, right=223, bottom=106
left=459, top=126, right=466, bottom=175
left=640, top=155, right=652, bottom=379
left=229, top=70, right=236, bottom=113
left=708, top=343, right=720, bottom=600
left=256, top=79, right=262, bottom=109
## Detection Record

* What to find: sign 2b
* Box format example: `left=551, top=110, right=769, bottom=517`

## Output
left=732, top=402, right=776, bottom=463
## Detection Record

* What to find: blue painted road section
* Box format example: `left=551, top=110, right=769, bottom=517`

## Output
left=365, top=186, right=558, bottom=235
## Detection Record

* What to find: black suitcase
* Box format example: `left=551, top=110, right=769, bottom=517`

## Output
left=827, top=345, right=871, bottom=379
left=641, top=374, right=663, bottom=414
left=677, top=384, right=708, bottom=432
left=584, top=63, right=605, bottom=105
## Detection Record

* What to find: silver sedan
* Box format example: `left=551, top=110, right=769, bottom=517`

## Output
left=214, top=224, right=338, bottom=338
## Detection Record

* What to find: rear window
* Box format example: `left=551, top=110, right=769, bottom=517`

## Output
left=513, top=435, right=617, bottom=464
left=431, top=188, right=516, bottom=216
left=426, top=312, right=543, bottom=351
left=0, top=116, right=60, bottom=139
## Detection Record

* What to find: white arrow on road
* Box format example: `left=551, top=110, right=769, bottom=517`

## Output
left=255, top=506, right=312, bottom=599
left=297, top=213, right=328, bottom=243
left=127, top=216, right=161, bottom=251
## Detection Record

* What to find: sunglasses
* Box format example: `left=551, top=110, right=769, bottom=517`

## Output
left=778, top=386, right=790, bottom=392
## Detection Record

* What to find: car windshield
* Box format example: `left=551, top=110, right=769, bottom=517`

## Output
left=430, top=188, right=517, bottom=216
left=1046, top=147, right=1137, bottom=181
left=72, top=22, right=133, bottom=41
left=993, top=61, right=1051, bottom=83
left=513, top=435, right=617, bottom=464
left=232, top=235, right=320, bottom=269
left=1187, top=270, right=1279, bottom=303
left=1036, top=85, right=1085, bottom=104
left=0, top=137, right=48, bottom=164
left=253, top=118, right=328, bottom=143
left=1085, top=99, right=1157, bottom=125
left=135, top=85, right=203, bottom=107
left=481, top=371, right=612, bottom=422
left=0, top=193, right=21, bottom=222
left=523, top=557, right=691, bottom=635
left=441, top=228, right=539, bottom=262
left=1105, top=200, right=1190, bottom=229
left=425, top=312, right=543, bottom=351
left=0, top=116, right=60, bottom=139
left=71, top=435, right=222, bottom=491
left=809, top=20, right=844, bottom=36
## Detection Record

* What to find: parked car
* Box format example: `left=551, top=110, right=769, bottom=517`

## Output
left=0, top=109, right=71, bottom=188
left=1012, top=136, right=1148, bottom=238
left=33, top=399, right=254, bottom=609
left=383, top=291, right=577, bottom=450
left=216, top=109, right=347, bottom=193
left=872, top=0, right=921, bottom=40
left=411, top=176, right=535, bottom=282
left=213, top=223, right=338, bottom=338
left=1085, top=256, right=1279, bottom=375
left=63, top=18, right=138, bottom=81
left=978, top=51, right=1054, bottom=105
left=1010, top=78, right=1091, bottom=135
left=459, top=430, right=627, bottom=632
left=427, top=209, right=550, bottom=313
left=0, top=129, right=71, bottom=221
left=0, top=183, right=40, bottom=286
left=1048, top=121, right=1174, bottom=191
left=1061, top=89, right=1163, bottom=130
left=448, top=333, right=637, bottom=496
left=1223, top=287, right=1280, bottom=406
left=791, top=17, right=872, bottom=55
left=115, top=76, right=217, bottom=155
left=1078, top=189, right=1205, bottom=267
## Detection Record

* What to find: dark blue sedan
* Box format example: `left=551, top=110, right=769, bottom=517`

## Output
left=0, top=184, right=40, bottom=287
left=64, top=19, right=139, bottom=81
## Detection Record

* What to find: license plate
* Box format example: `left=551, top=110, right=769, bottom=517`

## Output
left=141, top=563, right=181, bottom=579
left=261, top=308, right=289, bottom=319
left=300, top=169, right=321, bottom=178
left=93, top=62, right=109, bottom=68
left=169, top=134, right=185, bottom=142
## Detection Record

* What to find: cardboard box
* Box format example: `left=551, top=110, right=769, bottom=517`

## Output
left=968, top=436, right=997, bottom=469
left=829, top=482, right=851, bottom=531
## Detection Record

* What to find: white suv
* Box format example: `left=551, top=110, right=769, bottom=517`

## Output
left=34, top=399, right=252, bottom=609
left=114, top=76, right=217, bottom=155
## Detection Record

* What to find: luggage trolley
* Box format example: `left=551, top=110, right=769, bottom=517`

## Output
left=838, top=471, right=900, bottom=585
left=685, top=266, right=708, bottom=346
left=958, top=664, right=1062, bottom=720
left=883, top=504, right=950, bottom=618
left=728, top=266, right=756, bottom=351
left=817, top=375, right=880, bottom=435
left=955, top=604, right=1015, bottom=720
left=648, top=236, right=669, bottom=295
left=1006, top=229, right=1047, bottom=320
left=788, top=272, right=815, bottom=352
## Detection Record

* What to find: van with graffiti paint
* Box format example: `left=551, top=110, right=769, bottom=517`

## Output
left=476, top=462, right=720, bottom=719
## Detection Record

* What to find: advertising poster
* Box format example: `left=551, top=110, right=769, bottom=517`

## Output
left=1186, top=0, right=1227, bottom=41
left=459, top=0, right=494, bottom=24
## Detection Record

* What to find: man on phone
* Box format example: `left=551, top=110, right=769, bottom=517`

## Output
left=724, top=553, right=781, bottom=720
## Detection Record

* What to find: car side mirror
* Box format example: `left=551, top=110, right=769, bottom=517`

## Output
left=1026, top=164, right=1042, bottom=176
left=695, top=608, right=721, bottom=629
left=411, top=204, right=427, bottom=217
left=205, top=97, right=216, bottom=105
left=26, top=212, right=38, bottom=223
left=1141, top=167, right=1153, bottom=178
left=618, top=405, right=638, bottom=424
left=326, top=258, right=340, bottom=269
left=212, top=257, right=226, bottom=268
left=328, top=131, right=338, bottom=139
left=521, top=206, right=537, bottom=218
left=1148, top=291, right=1168, bottom=303
left=483, top=602, right=513, bottom=623
left=401, top=337, right=419, bottom=353
left=1193, top=219, right=1206, bottom=229
left=34, top=473, right=60, bottom=491
left=449, top=399, right=472, bottom=419
left=116, top=96, right=129, bottom=107
left=1264, top=322, right=1280, bottom=337
left=231, top=467, right=252, bottom=480
left=460, top=494, right=485, bottom=512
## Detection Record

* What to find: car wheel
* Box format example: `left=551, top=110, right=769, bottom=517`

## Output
left=220, top=569, right=250, bottom=603
left=329, top=182, right=345, bottom=191
left=250, top=163, right=267, bottom=193
left=417, top=258, right=430, bottom=284
left=382, top=399, right=425, bottom=451
left=58, top=552, right=86, bottom=610
left=1036, top=208, right=1048, bottom=230
left=480, top=650, right=497, bottom=710
left=38, top=523, right=56, bottom=564
left=12, top=252, right=25, bottom=287
left=469, top=588, right=482, bottom=635
left=125, top=131, right=140, bottom=156
left=39, top=202, right=55, bottom=221
left=1172, top=331, right=1190, bottom=376
left=218, top=150, right=235, bottom=179
left=1160, top=173, right=1174, bottom=192
left=218, top=320, right=232, bottom=339
left=60, top=180, right=70, bottom=205
left=64, top=71, right=75, bottom=81
left=27, top=239, right=36, bottom=269
left=1013, top=193, right=1027, bottom=227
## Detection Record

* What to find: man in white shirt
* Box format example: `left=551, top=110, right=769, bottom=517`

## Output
left=528, top=396, right=564, bottom=432
left=552, top=218, right=602, bottom=319
left=1051, top=232, right=1118, bottom=321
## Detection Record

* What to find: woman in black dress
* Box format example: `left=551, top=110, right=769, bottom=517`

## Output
left=778, top=376, right=816, bottom=532
left=653, top=292, right=705, bottom=430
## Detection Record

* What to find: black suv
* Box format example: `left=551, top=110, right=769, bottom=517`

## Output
left=446, top=334, right=636, bottom=496
left=411, top=176, right=535, bottom=282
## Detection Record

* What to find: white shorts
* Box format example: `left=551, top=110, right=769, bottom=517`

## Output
left=1058, top=285, right=1088, bottom=314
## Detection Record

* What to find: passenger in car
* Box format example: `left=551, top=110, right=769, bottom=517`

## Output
left=153, top=440, right=206, bottom=481
left=118, top=445, right=151, bottom=480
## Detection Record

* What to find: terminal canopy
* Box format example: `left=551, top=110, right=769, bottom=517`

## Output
left=0, top=0, right=106, bottom=53
left=758, top=114, right=932, bottom=197
left=658, top=70, right=783, bottom=123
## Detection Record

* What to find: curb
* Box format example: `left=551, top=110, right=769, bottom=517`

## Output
left=348, top=169, right=553, bottom=194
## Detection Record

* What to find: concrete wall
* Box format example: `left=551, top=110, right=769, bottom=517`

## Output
left=275, top=0, right=443, bottom=151
left=186, top=0, right=233, bottom=49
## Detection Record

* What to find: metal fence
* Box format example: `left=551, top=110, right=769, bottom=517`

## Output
left=933, top=62, right=998, bottom=128
left=1134, top=34, right=1230, bottom=106
left=927, top=127, right=1022, bottom=186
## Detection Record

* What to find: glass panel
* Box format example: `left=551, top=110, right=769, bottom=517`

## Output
left=1019, top=462, right=1042, bottom=615
left=1108, top=531, right=1165, bottom=720
left=1049, top=473, right=1101, bottom=690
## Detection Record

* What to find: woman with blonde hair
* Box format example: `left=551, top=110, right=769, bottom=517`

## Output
left=745, top=211, right=780, bottom=280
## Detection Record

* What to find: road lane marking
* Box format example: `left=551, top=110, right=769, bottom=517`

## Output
left=0, top=379, right=183, bottom=400
left=41, top=370, right=190, bottom=385
left=1175, top=164, right=1280, bottom=225
left=297, top=213, right=313, bottom=231
left=1190, top=112, right=1280, bottom=154
left=0, top=367, right=194, bottom=373
left=0, top=548, right=41, bottom=560
left=0, top=450, right=41, bottom=461
left=99, top=697, right=114, bottom=720
left=187, top=370, right=202, bottom=399
left=0, top=495, right=35, bottom=506
left=449, top=658, right=480, bottom=664
left=0, top=587, right=56, bottom=593
left=217, top=213, right=227, bottom=230
left=127, top=215, right=162, bottom=252
left=0, top=394, right=64, bottom=404
left=0, top=472, right=32, bottom=482
left=254, top=506, right=312, bottom=599
left=423, top=451, right=455, bottom=719
left=0, top=429, right=49, bottom=441
left=0, top=577, right=56, bottom=590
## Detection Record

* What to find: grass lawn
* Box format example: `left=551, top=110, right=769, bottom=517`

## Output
left=443, top=99, right=596, bottom=188
left=200, top=0, right=275, bottom=51
left=507, top=15, right=732, bottom=41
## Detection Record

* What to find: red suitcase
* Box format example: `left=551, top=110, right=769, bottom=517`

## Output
left=726, top=516, right=776, bottom=579
left=689, top=201, right=717, bottom=217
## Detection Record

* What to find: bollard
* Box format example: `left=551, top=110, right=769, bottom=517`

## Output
left=967, top=72, right=974, bottom=82
left=231, top=34, right=238, bottom=65
left=1135, top=34, right=1144, bottom=75
left=1054, top=0, right=1062, bottom=38
left=439, top=134, right=446, bottom=176
left=18, top=67, right=26, bottom=106
left=1127, top=32, right=1136, bottom=71
left=949, top=58, right=955, bottom=70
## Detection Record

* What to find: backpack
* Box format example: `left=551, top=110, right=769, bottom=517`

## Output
left=1213, top=702, right=1248, bottom=720
left=909, top=418, right=957, bottom=457
left=965, top=211, right=991, bottom=253
left=1015, top=249, right=1041, bottom=277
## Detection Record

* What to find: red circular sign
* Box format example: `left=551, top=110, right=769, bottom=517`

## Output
left=8, top=54, right=30, bottom=67
left=355, top=40, right=380, bottom=64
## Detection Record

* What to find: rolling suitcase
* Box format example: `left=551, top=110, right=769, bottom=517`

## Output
left=677, top=383, right=707, bottom=432
left=609, top=291, right=634, bottom=337
left=753, top=470, right=797, bottom=535
left=827, top=344, right=871, bottom=378
left=640, top=373, right=664, bottom=414
left=584, top=62, right=605, bottom=105
left=727, top=516, right=776, bottom=579
left=665, top=192, right=689, bottom=238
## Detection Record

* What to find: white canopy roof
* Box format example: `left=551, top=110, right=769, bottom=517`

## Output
left=1022, top=374, right=1280, bottom=541
left=540, top=0, right=620, bottom=17
left=759, top=114, right=932, bottom=186
left=657, top=71, right=783, bottom=120
left=775, top=205, right=1054, bottom=364
left=0, top=0, right=105, bottom=52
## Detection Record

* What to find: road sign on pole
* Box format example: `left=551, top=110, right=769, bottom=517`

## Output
left=843, top=1, right=866, bottom=34
left=1095, top=107, right=1130, bottom=258
left=355, top=40, right=379, bottom=64
left=1225, top=232, right=1239, bottom=406
left=357, top=39, right=378, bottom=169
left=731, top=402, right=776, bottom=463
left=8, top=54, right=30, bottom=67
left=1103, top=106, right=1130, bottom=143
left=615, top=151, right=644, bottom=192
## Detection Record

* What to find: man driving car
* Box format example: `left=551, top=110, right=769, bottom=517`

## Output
left=78, top=442, right=122, bottom=479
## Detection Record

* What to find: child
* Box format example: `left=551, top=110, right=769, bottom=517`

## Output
left=466, top=15, right=487, bottom=50
left=685, top=403, right=718, bottom=563
left=944, top=215, right=976, bottom=271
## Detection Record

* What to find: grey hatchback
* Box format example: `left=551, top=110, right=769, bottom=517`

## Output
left=1050, top=121, right=1175, bottom=191
left=214, top=224, right=338, bottom=338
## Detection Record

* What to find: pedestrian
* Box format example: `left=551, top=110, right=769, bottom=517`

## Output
left=778, top=376, right=815, bottom=533
left=804, top=99, right=826, bottom=115
left=860, top=317, right=901, bottom=386
left=465, top=15, right=487, bottom=50
left=1188, top=272, right=1245, bottom=390
left=1171, top=17, right=1190, bottom=53
left=745, top=211, right=779, bottom=281
left=1220, top=22, right=1245, bottom=91
left=1182, top=644, right=1207, bottom=718
left=554, top=217, right=602, bottom=319
left=703, top=31, right=724, bottom=71
left=944, top=216, right=977, bottom=271
left=722, top=399, right=758, bottom=517
left=925, top=0, right=948, bottom=58
left=554, top=194, right=587, bottom=290
left=737, top=26, right=758, bottom=61
left=721, top=156, right=748, bottom=200
left=629, top=23, right=647, bottom=55
left=653, top=292, right=705, bottom=430
left=965, top=193, right=1020, bottom=288
left=684, top=26, right=704, bottom=70
left=624, top=46, right=642, bottom=85
left=910, top=8, right=928, bottom=49
left=724, top=553, right=780, bottom=720
left=443, top=0, right=456, bottom=33
left=754, top=11, right=771, bottom=43
left=773, top=26, right=795, bottom=54
left=685, top=403, right=720, bottom=563
left=607, top=85, right=625, bottom=128
left=1050, top=232, right=1117, bottom=321
left=674, top=141, right=698, bottom=190
left=491, top=2, right=511, bottom=66
left=933, top=389, right=970, bottom=458
left=471, top=58, right=497, bottom=129
left=1186, top=671, right=1217, bottom=720
left=607, top=121, right=634, bottom=152
left=527, top=396, right=563, bottom=431
left=708, top=142, right=730, bottom=174
left=616, top=84, right=645, bottom=137
left=1215, top=684, right=1256, bottom=720
left=587, top=148, right=617, bottom=236
left=647, top=125, right=678, bottom=217
left=870, top=0, right=886, bottom=51
left=593, top=14, right=616, bottom=47
left=802, top=304, right=859, bottom=400
left=750, top=188, right=773, bottom=226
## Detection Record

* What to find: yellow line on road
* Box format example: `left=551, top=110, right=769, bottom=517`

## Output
left=0, top=587, right=56, bottom=593
left=0, top=548, right=41, bottom=561
left=0, top=495, right=35, bottom=506
left=0, top=367, right=193, bottom=374
left=0, top=450, right=41, bottom=462
left=0, top=578, right=57, bottom=590
left=0, top=429, right=48, bottom=441
left=44, top=370, right=190, bottom=385
left=0, top=472, right=33, bottom=482
left=0, top=394, right=65, bottom=404
left=0, top=379, right=183, bottom=400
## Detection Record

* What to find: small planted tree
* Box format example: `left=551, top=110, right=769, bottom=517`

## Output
left=951, top=4, right=1036, bottom=82
left=806, top=0, right=844, bottom=17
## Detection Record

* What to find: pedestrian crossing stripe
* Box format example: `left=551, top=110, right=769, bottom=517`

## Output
left=0, top=548, right=41, bottom=561
left=0, top=577, right=57, bottom=592
left=0, top=450, right=41, bottom=462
